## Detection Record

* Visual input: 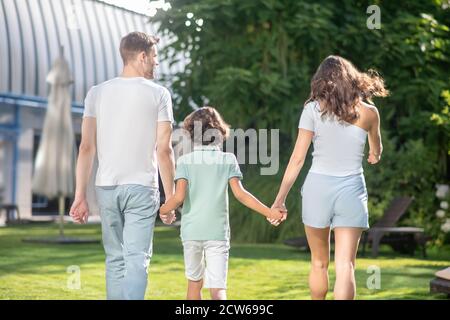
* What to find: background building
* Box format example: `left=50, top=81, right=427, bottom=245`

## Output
left=0, top=0, right=183, bottom=221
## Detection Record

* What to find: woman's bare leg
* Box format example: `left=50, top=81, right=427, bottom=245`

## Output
left=333, top=227, right=363, bottom=300
left=304, top=225, right=331, bottom=300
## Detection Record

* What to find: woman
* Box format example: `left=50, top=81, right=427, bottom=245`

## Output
left=271, top=55, right=388, bottom=300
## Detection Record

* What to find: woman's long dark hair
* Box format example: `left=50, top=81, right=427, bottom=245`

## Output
left=306, top=55, right=389, bottom=123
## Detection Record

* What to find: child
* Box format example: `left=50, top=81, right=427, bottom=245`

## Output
left=159, top=106, right=285, bottom=300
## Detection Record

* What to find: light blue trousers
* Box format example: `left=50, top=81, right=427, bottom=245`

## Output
left=96, top=184, right=160, bottom=300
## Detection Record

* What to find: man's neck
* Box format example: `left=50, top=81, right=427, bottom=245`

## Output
left=120, top=65, right=144, bottom=78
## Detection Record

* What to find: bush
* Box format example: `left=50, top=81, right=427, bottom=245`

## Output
left=154, top=0, right=450, bottom=243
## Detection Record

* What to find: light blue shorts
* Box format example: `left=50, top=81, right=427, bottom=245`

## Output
left=301, top=172, right=369, bottom=230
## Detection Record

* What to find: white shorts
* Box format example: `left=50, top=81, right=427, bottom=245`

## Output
left=182, top=240, right=230, bottom=289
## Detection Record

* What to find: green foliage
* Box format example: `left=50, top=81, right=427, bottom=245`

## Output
left=153, top=0, right=450, bottom=243
left=364, top=135, right=440, bottom=238
left=431, top=90, right=450, bottom=166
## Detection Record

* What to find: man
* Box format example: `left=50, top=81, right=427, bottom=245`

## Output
left=69, top=32, right=176, bottom=300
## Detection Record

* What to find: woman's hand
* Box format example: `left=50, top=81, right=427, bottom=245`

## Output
left=367, top=151, right=381, bottom=164
left=267, top=208, right=285, bottom=221
left=267, top=202, right=288, bottom=226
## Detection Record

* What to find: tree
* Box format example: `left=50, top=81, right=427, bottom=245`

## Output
left=153, top=0, right=450, bottom=242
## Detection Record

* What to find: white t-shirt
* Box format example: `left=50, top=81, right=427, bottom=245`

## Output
left=298, top=101, right=367, bottom=177
left=83, top=77, right=174, bottom=187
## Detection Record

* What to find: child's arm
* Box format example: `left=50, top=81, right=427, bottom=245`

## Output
left=160, top=179, right=188, bottom=215
left=229, top=177, right=284, bottom=221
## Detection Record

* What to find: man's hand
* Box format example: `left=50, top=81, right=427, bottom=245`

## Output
left=267, top=202, right=288, bottom=226
left=160, top=210, right=176, bottom=225
left=71, top=117, right=96, bottom=225
left=69, top=196, right=89, bottom=224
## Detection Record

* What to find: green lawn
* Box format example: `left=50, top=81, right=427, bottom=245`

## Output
left=0, top=223, right=448, bottom=300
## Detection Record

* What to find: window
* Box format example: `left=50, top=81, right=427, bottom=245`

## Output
left=0, top=103, right=15, bottom=126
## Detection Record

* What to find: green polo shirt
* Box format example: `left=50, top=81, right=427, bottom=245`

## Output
left=174, top=145, right=243, bottom=241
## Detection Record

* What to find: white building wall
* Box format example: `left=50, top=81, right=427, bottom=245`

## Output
left=1, top=0, right=186, bottom=220
left=0, top=138, right=12, bottom=225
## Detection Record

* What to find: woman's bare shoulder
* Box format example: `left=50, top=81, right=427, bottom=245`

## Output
left=360, top=101, right=380, bottom=120
left=357, top=101, right=380, bottom=131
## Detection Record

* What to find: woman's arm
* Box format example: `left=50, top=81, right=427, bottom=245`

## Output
left=273, top=129, right=314, bottom=210
left=229, top=178, right=284, bottom=220
left=160, top=179, right=188, bottom=215
left=367, top=106, right=382, bottom=164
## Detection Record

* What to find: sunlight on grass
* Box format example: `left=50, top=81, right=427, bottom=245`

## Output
left=0, top=223, right=448, bottom=300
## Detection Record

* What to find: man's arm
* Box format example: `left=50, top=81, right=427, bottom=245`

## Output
left=156, top=121, right=176, bottom=224
left=69, top=117, right=96, bottom=224
left=157, top=121, right=175, bottom=198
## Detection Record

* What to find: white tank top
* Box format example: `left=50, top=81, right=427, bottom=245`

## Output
left=298, top=101, right=367, bottom=177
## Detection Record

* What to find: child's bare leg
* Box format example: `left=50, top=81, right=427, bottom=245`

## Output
left=210, top=288, right=226, bottom=300
left=187, top=279, right=203, bottom=300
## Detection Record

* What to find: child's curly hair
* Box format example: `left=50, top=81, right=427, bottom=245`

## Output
left=183, top=106, right=230, bottom=145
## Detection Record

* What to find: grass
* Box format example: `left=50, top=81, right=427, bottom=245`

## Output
left=0, top=223, right=449, bottom=300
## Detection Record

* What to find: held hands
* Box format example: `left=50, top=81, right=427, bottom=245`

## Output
left=267, top=202, right=288, bottom=227
left=69, top=196, right=89, bottom=224
left=268, top=208, right=285, bottom=221
left=70, top=195, right=177, bottom=225
left=159, top=203, right=177, bottom=225
left=160, top=210, right=176, bottom=225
